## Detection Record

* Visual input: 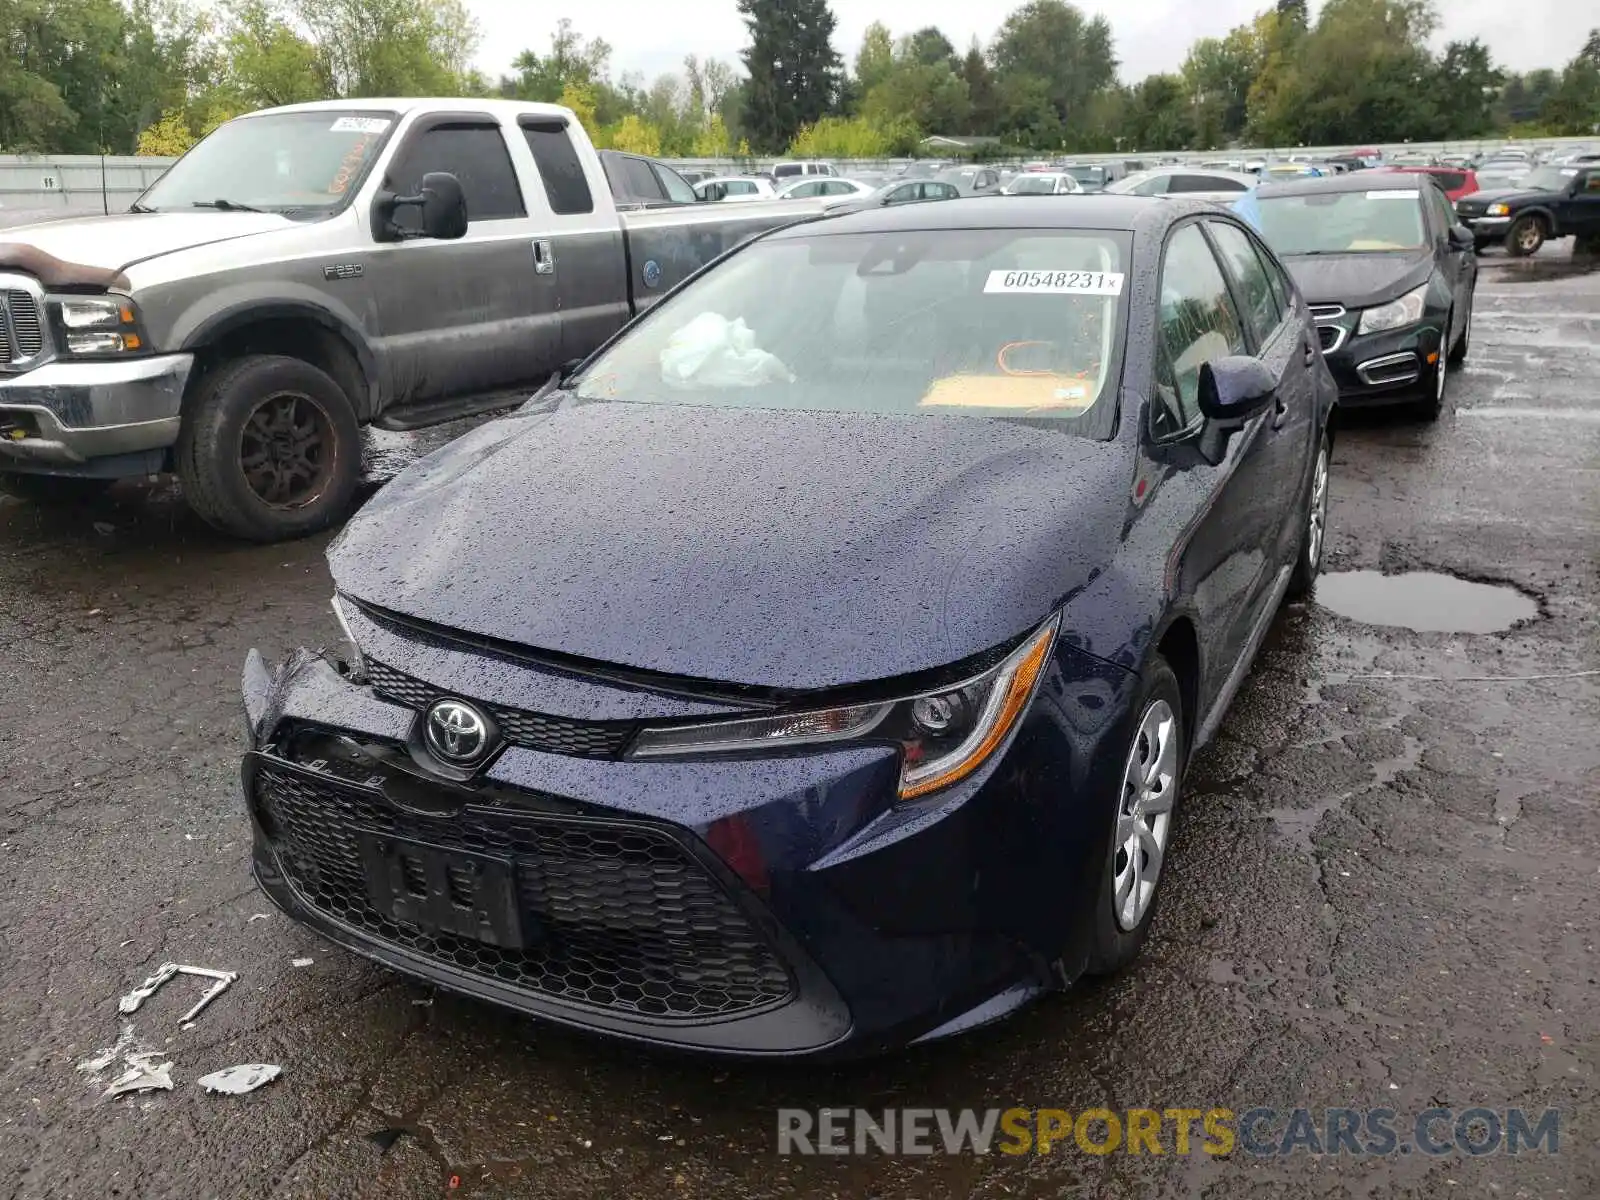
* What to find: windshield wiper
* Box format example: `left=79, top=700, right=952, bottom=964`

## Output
left=128, top=202, right=155, bottom=213
left=192, top=199, right=263, bottom=213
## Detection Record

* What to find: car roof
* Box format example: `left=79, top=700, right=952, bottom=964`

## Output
left=248, top=98, right=573, bottom=120
left=768, top=194, right=1218, bottom=240
left=1257, top=173, right=1428, bottom=199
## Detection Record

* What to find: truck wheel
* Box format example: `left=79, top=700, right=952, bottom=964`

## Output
left=1505, top=215, right=1546, bottom=258
left=177, top=355, right=361, bottom=542
left=0, top=473, right=113, bottom=504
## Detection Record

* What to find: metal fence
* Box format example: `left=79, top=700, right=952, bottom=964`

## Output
left=0, top=155, right=175, bottom=229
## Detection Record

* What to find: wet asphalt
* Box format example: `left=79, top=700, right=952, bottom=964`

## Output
left=1, top=248, right=1596, bottom=1199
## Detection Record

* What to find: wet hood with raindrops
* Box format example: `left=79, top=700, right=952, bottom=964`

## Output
left=329, top=400, right=1131, bottom=691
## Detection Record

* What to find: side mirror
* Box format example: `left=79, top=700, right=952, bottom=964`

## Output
left=1197, top=355, right=1277, bottom=423
left=374, top=171, right=468, bottom=242
left=1448, top=224, right=1474, bottom=249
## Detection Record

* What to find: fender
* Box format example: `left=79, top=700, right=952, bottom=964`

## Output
left=179, top=298, right=380, bottom=417
left=1507, top=204, right=1562, bottom=236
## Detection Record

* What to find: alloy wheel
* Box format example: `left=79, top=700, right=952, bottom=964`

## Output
left=239, top=393, right=336, bottom=509
left=1113, top=698, right=1178, bottom=931
left=1306, top=444, right=1329, bottom=573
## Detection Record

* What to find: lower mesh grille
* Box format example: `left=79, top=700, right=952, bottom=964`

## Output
left=365, top=659, right=636, bottom=759
left=250, top=756, right=794, bottom=1019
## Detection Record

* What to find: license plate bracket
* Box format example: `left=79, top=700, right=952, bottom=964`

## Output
left=359, top=834, right=527, bottom=950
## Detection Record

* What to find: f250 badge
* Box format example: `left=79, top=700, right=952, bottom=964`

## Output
left=322, top=263, right=364, bottom=281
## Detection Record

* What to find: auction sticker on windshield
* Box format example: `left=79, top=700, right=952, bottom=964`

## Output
left=985, top=270, right=1124, bottom=295
left=1366, top=190, right=1419, bottom=200
left=330, top=117, right=391, bottom=134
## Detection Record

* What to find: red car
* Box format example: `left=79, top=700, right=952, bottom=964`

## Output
left=1370, top=165, right=1480, bottom=205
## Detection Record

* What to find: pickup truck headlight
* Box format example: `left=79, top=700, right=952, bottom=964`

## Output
left=1357, top=283, right=1430, bottom=335
left=50, top=296, right=148, bottom=355
left=628, top=618, right=1058, bottom=801
left=1485, top=203, right=1510, bottom=216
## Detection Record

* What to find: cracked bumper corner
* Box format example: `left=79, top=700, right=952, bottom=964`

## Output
left=0, top=353, right=192, bottom=468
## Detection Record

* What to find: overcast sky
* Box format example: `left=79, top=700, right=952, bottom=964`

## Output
left=466, top=0, right=1571, bottom=86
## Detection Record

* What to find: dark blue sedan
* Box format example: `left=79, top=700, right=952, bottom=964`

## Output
left=242, top=196, right=1337, bottom=1057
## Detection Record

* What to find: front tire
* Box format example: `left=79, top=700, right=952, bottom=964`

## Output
left=1448, top=292, right=1472, bottom=365
left=1287, top=432, right=1330, bottom=600
left=177, top=355, right=361, bottom=542
left=1505, top=215, right=1546, bottom=258
left=1416, top=329, right=1449, bottom=422
left=1086, top=657, right=1184, bottom=977
left=0, top=473, right=113, bottom=504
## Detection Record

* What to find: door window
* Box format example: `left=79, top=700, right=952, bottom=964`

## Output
left=620, top=156, right=666, bottom=203
left=1153, top=224, right=1249, bottom=437
left=385, top=123, right=526, bottom=229
left=655, top=164, right=698, bottom=204
left=1435, top=170, right=1467, bottom=193
left=1581, top=170, right=1600, bottom=194
left=1208, top=221, right=1284, bottom=348
left=726, top=180, right=758, bottom=196
left=1172, top=174, right=1245, bottom=193
left=520, top=121, right=593, bottom=215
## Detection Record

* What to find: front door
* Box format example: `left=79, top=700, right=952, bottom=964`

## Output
left=364, top=116, right=558, bottom=409
left=1556, top=168, right=1600, bottom=238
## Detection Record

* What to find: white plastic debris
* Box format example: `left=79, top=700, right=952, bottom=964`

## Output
left=247, top=913, right=271, bottom=923
left=118, top=963, right=239, bottom=1024
left=659, top=313, right=793, bottom=389
left=103, top=1053, right=174, bottom=1098
left=197, top=1064, right=281, bottom=1095
left=77, top=1025, right=139, bottom=1078
left=291, top=957, right=313, bottom=968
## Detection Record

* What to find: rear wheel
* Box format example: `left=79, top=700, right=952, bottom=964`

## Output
left=1086, top=657, right=1184, bottom=976
left=1287, top=433, right=1330, bottom=600
left=177, top=354, right=361, bottom=542
left=1505, top=215, right=1547, bottom=258
left=0, top=473, right=113, bottom=504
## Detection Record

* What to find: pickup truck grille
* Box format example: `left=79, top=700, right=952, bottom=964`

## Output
left=0, top=290, right=45, bottom=366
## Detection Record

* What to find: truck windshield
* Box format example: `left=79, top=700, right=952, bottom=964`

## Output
left=572, top=228, right=1131, bottom=439
left=137, top=111, right=396, bottom=216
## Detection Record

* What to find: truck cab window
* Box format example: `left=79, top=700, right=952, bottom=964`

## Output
left=655, top=164, right=698, bottom=205
left=386, top=123, right=526, bottom=228
left=621, top=156, right=666, bottom=204
left=521, top=122, right=594, bottom=215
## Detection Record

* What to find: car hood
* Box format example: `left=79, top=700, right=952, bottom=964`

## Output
left=0, top=211, right=297, bottom=277
left=1280, top=250, right=1434, bottom=310
left=330, top=402, right=1130, bottom=692
left=1458, top=186, right=1551, bottom=206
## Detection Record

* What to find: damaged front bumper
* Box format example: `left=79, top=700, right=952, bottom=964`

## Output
left=240, top=612, right=1130, bottom=1056
left=0, top=353, right=191, bottom=473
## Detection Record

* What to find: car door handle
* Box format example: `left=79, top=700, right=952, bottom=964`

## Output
left=1272, top=395, right=1290, bottom=430
left=532, top=239, right=555, bottom=275
left=1303, top=334, right=1318, bottom=366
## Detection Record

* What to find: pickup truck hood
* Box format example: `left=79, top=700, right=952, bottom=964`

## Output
left=1456, top=187, right=1554, bottom=208
left=1281, top=250, right=1433, bottom=311
left=330, top=402, right=1129, bottom=692
left=0, top=211, right=296, bottom=282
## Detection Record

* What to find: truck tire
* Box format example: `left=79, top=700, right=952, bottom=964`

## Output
left=1505, top=215, right=1547, bottom=258
left=177, top=354, right=361, bottom=542
left=0, top=473, right=113, bottom=504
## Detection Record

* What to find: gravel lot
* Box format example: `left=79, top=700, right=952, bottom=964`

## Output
left=1, top=249, right=1595, bottom=1199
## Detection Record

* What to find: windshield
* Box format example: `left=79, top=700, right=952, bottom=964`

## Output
left=572, top=228, right=1131, bottom=437
left=138, top=111, right=395, bottom=215
left=1516, top=168, right=1576, bottom=191
left=1063, top=166, right=1107, bottom=185
left=1005, top=176, right=1063, bottom=195
left=1256, top=189, right=1426, bottom=254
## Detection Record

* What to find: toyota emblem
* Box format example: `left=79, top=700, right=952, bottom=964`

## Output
left=424, top=699, right=495, bottom=766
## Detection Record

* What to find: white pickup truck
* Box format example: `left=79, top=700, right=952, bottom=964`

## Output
left=0, top=99, right=820, bottom=540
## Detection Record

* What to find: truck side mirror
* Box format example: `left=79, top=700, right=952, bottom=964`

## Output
left=374, top=171, right=468, bottom=242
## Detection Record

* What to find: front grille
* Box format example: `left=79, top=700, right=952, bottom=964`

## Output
left=0, top=290, right=44, bottom=366
left=1317, top=325, right=1341, bottom=352
left=251, top=756, right=794, bottom=1019
left=365, top=659, right=636, bottom=759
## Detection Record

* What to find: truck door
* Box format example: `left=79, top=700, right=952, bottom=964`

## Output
left=515, top=117, right=630, bottom=365
left=365, top=113, right=560, bottom=408
left=1560, top=168, right=1600, bottom=238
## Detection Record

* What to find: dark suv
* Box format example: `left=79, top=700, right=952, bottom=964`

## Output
left=1455, top=165, right=1600, bottom=255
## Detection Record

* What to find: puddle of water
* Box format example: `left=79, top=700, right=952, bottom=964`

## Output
left=1314, top=571, right=1537, bottom=633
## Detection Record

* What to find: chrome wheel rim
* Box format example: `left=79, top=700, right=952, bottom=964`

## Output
left=1113, top=698, right=1178, bottom=931
left=1515, top=223, right=1540, bottom=252
left=1306, top=445, right=1329, bottom=571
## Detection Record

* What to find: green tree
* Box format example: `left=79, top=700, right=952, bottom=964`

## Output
left=1183, top=23, right=1263, bottom=147
left=990, top=1, right=1117, bottom=143
left=1543, top=30, right=1600, bottom=135
left=960, top=41, right=1000, bottom=134
left=863, top=61, right=971, bottom=136
left=1431, top=39, right=1501, bottom=137
left=737, top=0, right=843, bottom=152
left=1496, top=69, right=1560, bottom=127
left=506, top=18, right=611, bottom=102
left=902, top=27, right=957, bottom=71
left=1122, top=74, right=1194, bottom=150
left=292, top=0, right=479, bottom=97
left=854, top=21, right=894, bottom=95
left=219, top=0, right=328, bottom=109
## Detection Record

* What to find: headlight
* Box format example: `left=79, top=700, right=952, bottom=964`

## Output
left=1485, top=203, right=1509, bottom=216
left=1357, top=283, right=1430, bottom=335
left=629, top=618, right=1059, bottom=802
left=331, top=594, right=366, bottom=679
left=50, top=295, right=148, bottom=355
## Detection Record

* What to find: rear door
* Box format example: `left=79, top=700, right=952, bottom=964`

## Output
left=1421, top=181, right=1473, bottom=330
left=1205, top=218, right=1316, bottom=571
left=515, top=116, right=629, bottom=365
left=366, top=113, right=553, bottom=406
left=1559, top=168, right=1600, bottom=237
